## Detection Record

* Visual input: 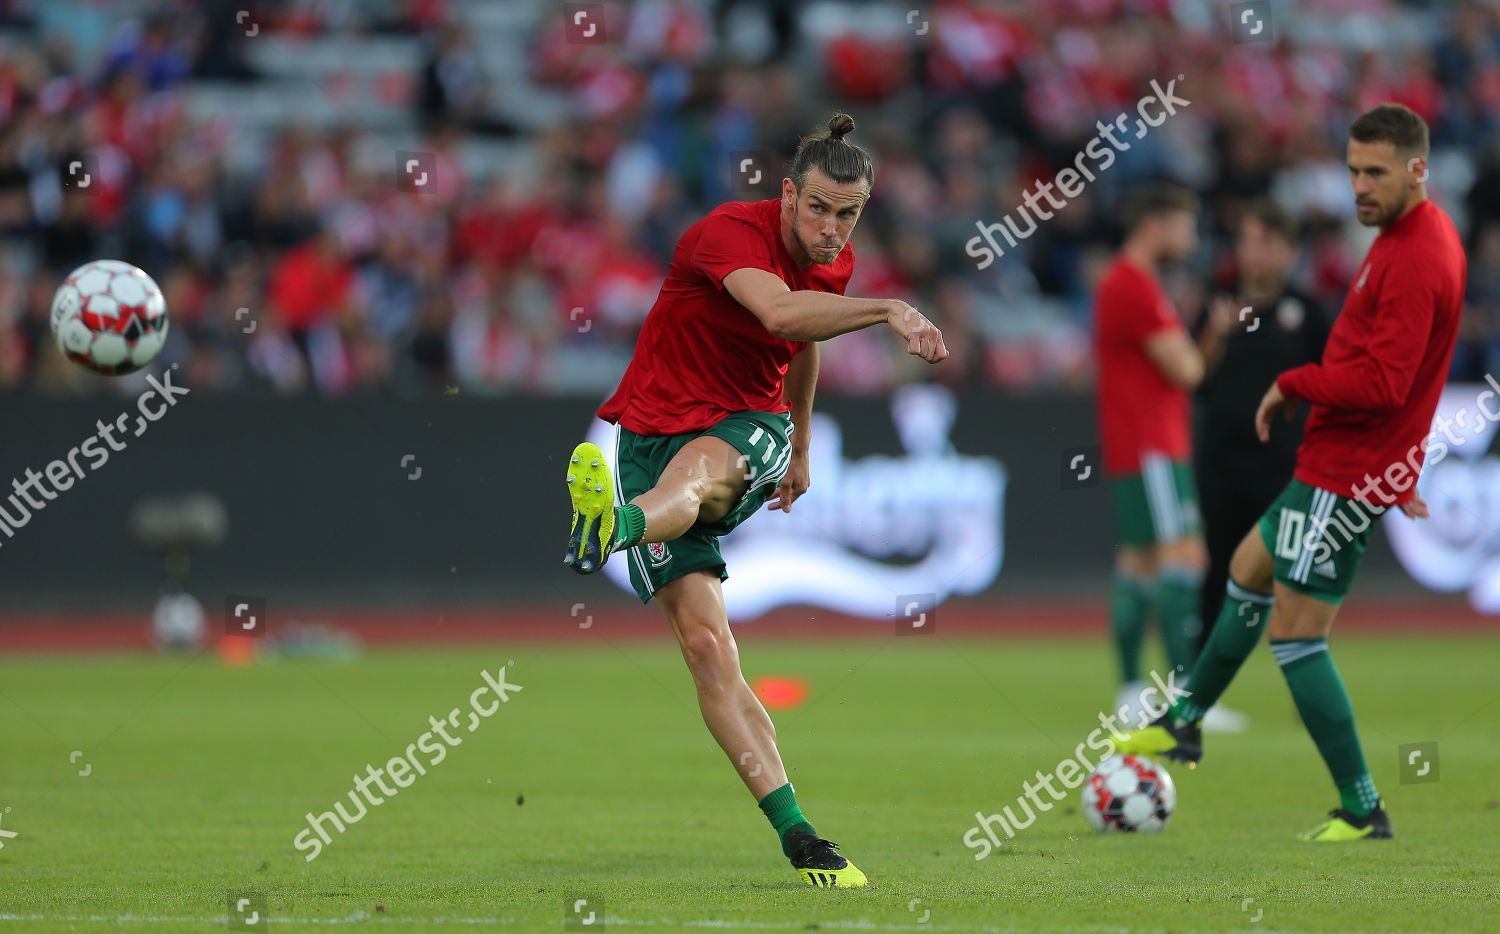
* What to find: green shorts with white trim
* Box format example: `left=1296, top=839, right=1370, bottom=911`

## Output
left=1259, top=479, right=1380, bottom=604
left=611, top=411, right=793, bottom=603
left=1108, top=454, right=1202, bottom=546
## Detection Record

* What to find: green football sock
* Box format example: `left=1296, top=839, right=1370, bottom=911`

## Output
left=1110, top=573, right=1155, bottom=684
left=1272, top=638, right=1380, bottom=817
left=1171, top=579, right=1271, bottom=724
left=1157, top=563, right=1203, bottom=677
left=758, top=782, right=816, bottom=858
left=611, top=503, right=645, bottom=549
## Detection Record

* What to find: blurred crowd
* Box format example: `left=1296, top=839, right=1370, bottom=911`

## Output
left=2, top=0, right=1500, bottom=397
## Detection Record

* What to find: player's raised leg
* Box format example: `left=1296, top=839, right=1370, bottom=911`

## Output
left=1158, top=530, right=1252, bottom=734
left=628, top=436, right=754, bottom=538
left=656, top=569, right=868, bottom=887
left=1116, top=522, right=1274, bottom=763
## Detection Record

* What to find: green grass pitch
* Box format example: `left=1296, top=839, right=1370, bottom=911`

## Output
left=1, top=633, right=1497, bottom=931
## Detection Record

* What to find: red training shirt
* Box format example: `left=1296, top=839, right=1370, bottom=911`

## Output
left=598, top=199, right=854, bottom=435
left=1277, top=199, right=1466, bottom=506
left=1093, top=256, right=1192, bottom=476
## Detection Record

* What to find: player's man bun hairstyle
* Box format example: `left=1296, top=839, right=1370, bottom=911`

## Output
left=1349, top=103, right=1430, bottom=158
left=788, top=112, right=873, bottom=191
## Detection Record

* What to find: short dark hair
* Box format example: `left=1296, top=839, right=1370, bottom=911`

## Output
left=789, top=113, right=874, bottom=191
left=1121, top=184, right=1198, bottom=235
left=1242, top=198, right=1298, bottom=244
left=1349, top=103, right=1429, bottom=158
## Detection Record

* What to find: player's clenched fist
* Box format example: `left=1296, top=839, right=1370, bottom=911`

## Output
left=885, top=300, right=949, bottom=363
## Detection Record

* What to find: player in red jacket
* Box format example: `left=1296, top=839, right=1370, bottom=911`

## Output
left=561, top=114, right=947, bottom=886
left=1119, top=104, right=1466, bottom=841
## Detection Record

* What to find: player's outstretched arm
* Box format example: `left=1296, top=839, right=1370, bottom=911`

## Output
left=724, top=267, right=948, bottom=363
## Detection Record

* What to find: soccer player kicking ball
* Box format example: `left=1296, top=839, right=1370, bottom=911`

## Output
left=1117, top=104, right=1466, bottom=841
left=562, top=113, right=947, bottom=886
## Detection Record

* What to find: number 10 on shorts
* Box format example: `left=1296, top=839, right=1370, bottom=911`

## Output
left=1274, top=508, right=1306, bottom=560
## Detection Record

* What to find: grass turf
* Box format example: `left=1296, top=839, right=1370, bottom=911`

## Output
left=0, top=632, right=1497, bottom=932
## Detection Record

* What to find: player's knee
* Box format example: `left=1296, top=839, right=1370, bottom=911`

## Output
left=1265, top=590, right=1336, bottom=640
left=658, top=461, right=711, bottom=507
left=1265, top=610, right=1332, bottom=641
left=677, top=622, right=739, bottom=685
left=1228, top=532, right=1273, bottom=592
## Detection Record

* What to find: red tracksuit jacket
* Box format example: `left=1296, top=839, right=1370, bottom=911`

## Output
left=1277, top=199, right=1466, bottom=506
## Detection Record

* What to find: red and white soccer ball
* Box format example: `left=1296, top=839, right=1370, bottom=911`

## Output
left=1083, top=754, right=1176, bottom=832
left=51, top=260, right=169, bottom=376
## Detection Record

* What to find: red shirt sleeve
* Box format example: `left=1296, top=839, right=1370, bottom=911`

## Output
left=1277, top=263, right=1434, bottom=411
left=690, top=212, right=778, bottom=289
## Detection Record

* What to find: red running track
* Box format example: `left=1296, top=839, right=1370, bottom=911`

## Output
left=0, top=597, right=1492, bottom=653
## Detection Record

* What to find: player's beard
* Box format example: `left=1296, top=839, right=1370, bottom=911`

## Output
left=1358, top=186, right=1409, bottom=228
left=794, top=226, right=842, bottom=265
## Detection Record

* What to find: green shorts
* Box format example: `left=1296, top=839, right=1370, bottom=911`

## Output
left=1108, top=455, right=1202, bottom=546
left=612, top=411, right=794, bottom=603
left=1259, top=479, right=1380, bottom=604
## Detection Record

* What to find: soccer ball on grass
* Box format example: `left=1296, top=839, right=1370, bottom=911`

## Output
left=1082, top=754, right=1176, bottom=832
